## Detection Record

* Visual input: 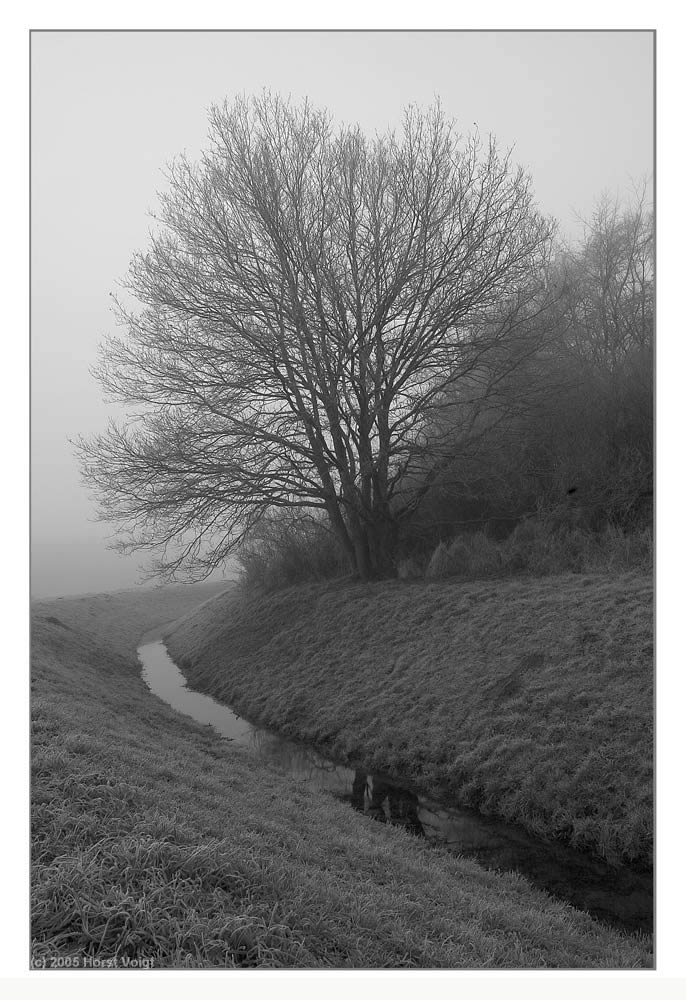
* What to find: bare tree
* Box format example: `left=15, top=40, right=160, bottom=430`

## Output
left=77, top=93, right=554, bottom=581
left=555, top=186, right=654, bottom=368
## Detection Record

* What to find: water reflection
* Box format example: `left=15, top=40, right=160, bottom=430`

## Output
left=348, top=771, right=424, bottom=836
left=248, top=727, right=357, bottom=796
left=139, top=640, right=652, bottom=935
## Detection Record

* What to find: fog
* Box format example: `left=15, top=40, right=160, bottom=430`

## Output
left=30, top=30, right=653, bottom=598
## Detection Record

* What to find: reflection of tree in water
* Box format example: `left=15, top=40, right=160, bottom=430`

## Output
left=350, top=771, right=423, bottom=836
left=250, top=732, right=421, bottom=835
left=250, top=729, right=353, bottom=787
left=351, top=771, right=368, bottom=811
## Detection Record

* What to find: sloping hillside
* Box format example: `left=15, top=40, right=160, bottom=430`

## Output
left=32, top=580, right=230, bottom=654
left=166, top=572, right=653, bottom=868
left=31, top=588, right=652, bottom=967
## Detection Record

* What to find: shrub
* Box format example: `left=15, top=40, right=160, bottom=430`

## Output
left=423, top=520, right=653, bottom=581
left=463, top=532, right=502, bottom=576
left=598, top=524, right=653, bottom=573
left=237, top=516, right=347, bottom=592
left=445, top=539, right=471, bottom=576
left=396, top=557, right=423, bottom=581
left=425, top=542, right=452, bottom=579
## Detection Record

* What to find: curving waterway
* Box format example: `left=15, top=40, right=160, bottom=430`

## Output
left=138, top=637, right=652, bottom=936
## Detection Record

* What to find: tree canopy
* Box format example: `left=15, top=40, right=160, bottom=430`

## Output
left=77, top=93, right=555, bottom=581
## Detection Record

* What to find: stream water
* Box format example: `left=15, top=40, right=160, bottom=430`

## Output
left=138, top=637, right=653, bottom=936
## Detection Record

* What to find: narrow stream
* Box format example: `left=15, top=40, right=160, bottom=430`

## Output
left=138, top=638, right=652, bottom=936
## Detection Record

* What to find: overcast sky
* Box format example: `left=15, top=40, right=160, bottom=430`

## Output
left=30, top=30, right=654, bottom=598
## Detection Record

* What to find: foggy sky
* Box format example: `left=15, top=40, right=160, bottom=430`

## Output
left=30, top=30, right=654, bottom=598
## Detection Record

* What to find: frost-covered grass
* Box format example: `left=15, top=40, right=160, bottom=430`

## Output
left=166, top=572, right=653, bottom=868
left=31, top=586, right=652, bottom=968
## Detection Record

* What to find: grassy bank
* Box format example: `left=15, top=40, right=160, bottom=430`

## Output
left=31, top=586, right=652, bottom=968
left=165, top=572, right=653, bottom=869
left=33, top=581, right=230, bottom=651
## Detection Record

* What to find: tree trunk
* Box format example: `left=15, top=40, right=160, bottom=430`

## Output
left=329, top=488, right=400, bottom=581
left=347, top=515, right=398, bottom=581
left=350, top=522, right=373, bottom=581
left=367, top=516, right=398, bottom=578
